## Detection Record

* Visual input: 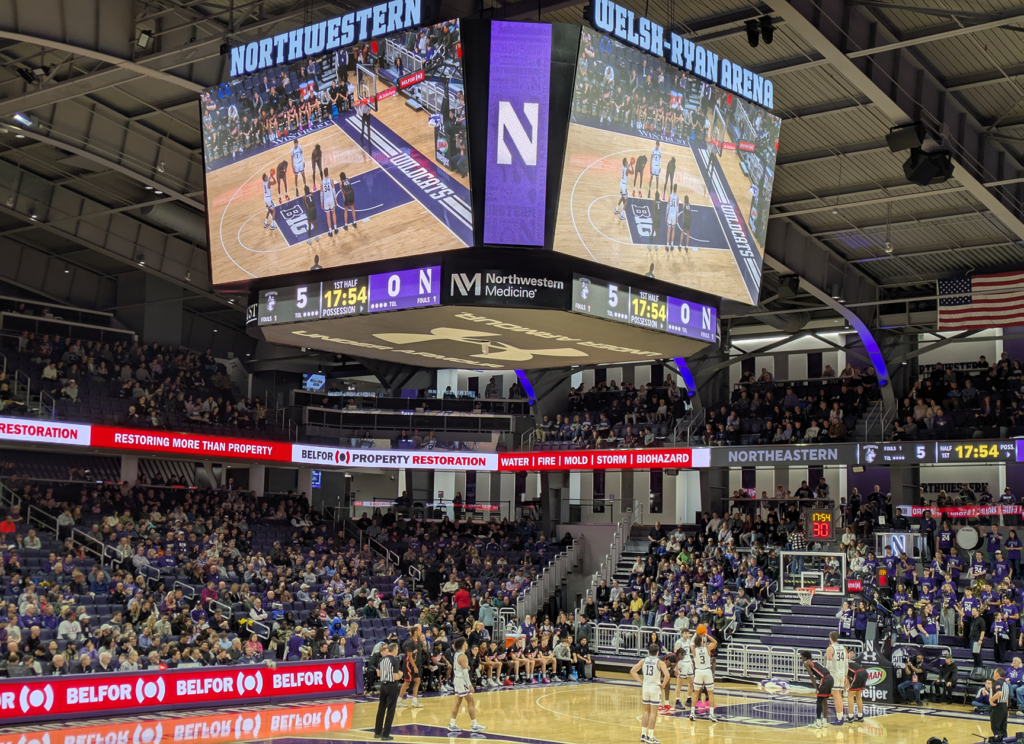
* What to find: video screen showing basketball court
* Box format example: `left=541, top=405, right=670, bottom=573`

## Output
left=202, top=20, right=471, bottom=285
left=554, top=30, right=782, bottom=304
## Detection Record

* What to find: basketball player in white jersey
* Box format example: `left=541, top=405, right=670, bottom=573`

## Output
left=262, top=172, right=278, bottom=230
left=630, top=642, right=669, bottom=744
left=291, top=140, right=307, bottom=197
left=691, top=632, right=718, bottom=722
left=320, top=167, right=338, bottom=237
left=649, top=142, right=662, bottom=199
left=449, top=638, right=486, bottom=734
left=615, top=157, right=633, bottom=221
left=825, top=631, right=848, bottom=724
left=672, top=629, right=695, bottom=710
left=664, top=184, right=679, bottom=251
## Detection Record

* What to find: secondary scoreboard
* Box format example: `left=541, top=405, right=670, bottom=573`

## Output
left=258, top=266, right=440, bottom=326
left=571, top=274, right=717, bottom=342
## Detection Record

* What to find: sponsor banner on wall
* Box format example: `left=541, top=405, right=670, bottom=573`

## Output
left=712, top=444, right=858, bottom=466
left=0, top=418, right=91, bottom=446
left=0, top=660, right=358, bottom=724
left=91, top=427, right=293, bottom=462
left=499, top=448, right=710, bottom=471
left=292, top=445, right=500, bottom=471
left=896, top=504, right=1022, bottom=518
left=23, top=701, right=353, bottom=744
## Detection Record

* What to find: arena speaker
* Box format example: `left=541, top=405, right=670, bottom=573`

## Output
left=902, top=148, right=954, bottom=186
left=885, top=122, right=925, bottom=152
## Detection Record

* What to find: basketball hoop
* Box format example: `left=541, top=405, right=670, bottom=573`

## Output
left=796, top=587, right=816, bottom=606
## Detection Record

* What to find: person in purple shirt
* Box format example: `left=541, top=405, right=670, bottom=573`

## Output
left=937, top=519, right=956, bottom=553
left=994, top=551, right=1013, bottom=582
left=982, top=583, right=1002, bottom=619
left=1001, top=488, right=1017, bottom=505
left=1006, top=530, right=1024, bottom=579
left=971, top=551, right=991, bottom=580
left=863, top=551, right=879, bottom=573
left=1006, top=658, right=1024, bottom=709
left=986, top=527, right=1004, bottom=562
left=899, top=553, right=915, bottom=581
left=993, top=611, right=1011, bottom=663
left=881, top=547, right=898, bottom=575
left=892, top=584, right=911, bottom=613
left=1001, top=595, right=1020, bottom=651
left=947, top=552, right=964, bottom=581
left=962, top=588, right=982, bottom=625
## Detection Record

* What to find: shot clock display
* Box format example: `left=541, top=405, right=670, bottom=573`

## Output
left=257, top=266, right=440, bottom=327
left=810, top=512, right=832, bottom=539
left=571, top=274, right=717, bottom=341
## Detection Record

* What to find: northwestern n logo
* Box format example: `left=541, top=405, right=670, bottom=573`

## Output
left=497, top=102, right=539, bottom=166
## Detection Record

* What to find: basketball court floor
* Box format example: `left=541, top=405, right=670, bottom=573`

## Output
left=6, top=677, right=1005, bottom=744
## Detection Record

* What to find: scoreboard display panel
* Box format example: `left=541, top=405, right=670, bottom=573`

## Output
left=258, top=266, right=439, bottom=326
left=572, top=274, right=717, bottom=341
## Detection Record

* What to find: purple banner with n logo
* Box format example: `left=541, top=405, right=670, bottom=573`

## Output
left=483, top=22, right=551, bottom=247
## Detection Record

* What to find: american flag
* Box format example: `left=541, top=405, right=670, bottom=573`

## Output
left=938, top=271, right=1024, bottom=330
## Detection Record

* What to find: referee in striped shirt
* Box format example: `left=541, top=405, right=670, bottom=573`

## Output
left=991, top=667, right=1009, bottom=739
left=375, top=643, right=403, bottom=740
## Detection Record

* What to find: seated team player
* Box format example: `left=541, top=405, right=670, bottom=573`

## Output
left=575, top=636, right=594, bottom=680
left=525, top=637, right=544, bottom=684
left=537, top=636, right=556, bottom=684
left=554, top=636, right=576, bottom=681
left=801, top=650, right=835, bottom=729
left=481, top=640, right=505, bottom=687
left=506, top=637, right=533, bottom=684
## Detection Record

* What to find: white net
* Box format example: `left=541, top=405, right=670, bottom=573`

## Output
left=796, top=588, right=815, bottom=606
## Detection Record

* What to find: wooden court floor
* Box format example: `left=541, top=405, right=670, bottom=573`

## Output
left=554, top=122, right=764, bottom=304
left=206, top=68, right=469, bottom=284
left=10, top=676, right=1006, bottom=744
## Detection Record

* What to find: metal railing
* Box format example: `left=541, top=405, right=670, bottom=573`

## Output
left=174, top=581, right=197, bottom=600
left=580, top=506, right=641, bottom=612
left=686, top=407, right=706, bottom=444
left=70, top=527, right=109, bottom=565
left=516, top=538, right=583, bottom=620
left=38, top=389, right=56, bottom=418
left=719, top=641, right=865, bottom=682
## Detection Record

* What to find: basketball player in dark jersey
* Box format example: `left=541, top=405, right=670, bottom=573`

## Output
left=665, top=156, right=677, bottom=191
left=275, top=160, right=289, bottom=201
left=633, top=153, right=648, bottom=197
left=302, top=185, right=318, bottom=245
left=339, top=172, right=357, bottom=230
left=801, top=650, right=834, bottom=729
left=846, top=659, right=868, bottom=722
left=311, top=143, right=324, bottom=186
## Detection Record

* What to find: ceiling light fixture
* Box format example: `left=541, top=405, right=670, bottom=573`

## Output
left=137, top=30, right=152, bottom=49
left=136, top=253, right=145, bottom=266
left=4, top=197, right=13, bottom=207
left=12, top=112, right=32, bottom=127
left=14, top=134, right=24, bottom=139
left=745, top=19, right=760, bottom=48
left=30, top=211, right=37, bottom=220
left=154, top=190, right=163, bottom=195
left=759, top=15, right=775, bottom=44
left=156, top=161, right=165, bottom=173
left=185, top=271, right=191, bottom=282
left=144, top=185, right=153, bottom=190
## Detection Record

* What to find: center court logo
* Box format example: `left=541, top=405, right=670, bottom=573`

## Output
left=374, top=327, right=588, bottom=363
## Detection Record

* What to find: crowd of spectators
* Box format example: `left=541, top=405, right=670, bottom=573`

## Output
left=704, top=364, right=882, bottom=446
left=892, top=355, right=1024, bottom=441
left=0, top=467, right=571, bottom=682
left=535, top=376, right=689, bottom=450
left=581, top=515, right=782, bottom=644
left=1, top=331, right=280, bottom=435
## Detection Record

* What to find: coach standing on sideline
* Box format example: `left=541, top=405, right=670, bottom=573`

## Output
left=991, top=667, right=1009, bottom=739
left=375, top=643, right=403, bottom=741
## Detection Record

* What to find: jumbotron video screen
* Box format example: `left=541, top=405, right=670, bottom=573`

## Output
left=202, top=20, right=471, bottom=285
left=554, top=30, right=782, bottom=305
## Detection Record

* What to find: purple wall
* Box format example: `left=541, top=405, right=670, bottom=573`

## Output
left=849, top=467, right=890, bottom=496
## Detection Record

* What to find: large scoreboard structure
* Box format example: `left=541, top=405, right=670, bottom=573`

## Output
left=203, top=11, right=782, bottom=369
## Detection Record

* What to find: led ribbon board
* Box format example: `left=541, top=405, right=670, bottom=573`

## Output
left=229, top=0, right=423, bottom=77
left=585, top=0, right=774, bottom=110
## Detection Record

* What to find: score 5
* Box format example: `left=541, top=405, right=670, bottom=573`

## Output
left=296, top=286, right=309, bottom=308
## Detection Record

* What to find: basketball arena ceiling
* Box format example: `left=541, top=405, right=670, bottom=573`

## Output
left=0, top=0, right=1019, bottom=342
